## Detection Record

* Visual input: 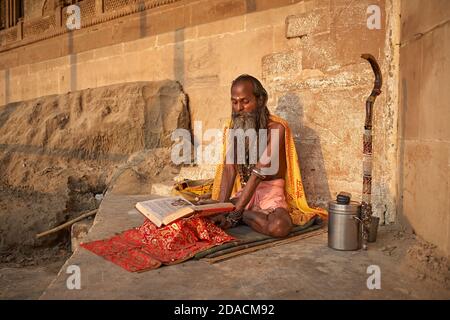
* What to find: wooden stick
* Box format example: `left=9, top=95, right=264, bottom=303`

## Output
left=195, top=223, right=319, bottom=259
left=202, top=224, right=323, bottom=259
left=360, top=54, right=382, bottom=250
left=204, top=228, right=327, bottom=264
left=36, top=209, right=98, bottom=239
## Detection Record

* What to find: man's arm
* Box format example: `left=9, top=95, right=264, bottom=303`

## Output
left=218, top=163, right=237, bottom=203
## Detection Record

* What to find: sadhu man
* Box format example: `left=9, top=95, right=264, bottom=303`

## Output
left=208, top=74, right=293, bottom=237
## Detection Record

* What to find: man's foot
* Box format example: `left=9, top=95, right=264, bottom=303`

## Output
left=224, top=210, right=244, bottom=228
left=209, top=214, right=233, bottom=229
left=209, top=211, right=243, bottom=229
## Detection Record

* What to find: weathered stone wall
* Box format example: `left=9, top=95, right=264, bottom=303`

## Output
left=0, top=80, right=188, bottom=249
left=398, top=0, right=450, bottom=256
left=0, top=0, right=399, bottom=222
left=24, top=0, right=47, bottom=19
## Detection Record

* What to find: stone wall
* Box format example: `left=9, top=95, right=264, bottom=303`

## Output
left=0, top=80, right=188, bottom=249
left=0, top=0, right=400, bottom=222
left=397, top=0, right=450, bottom=256
left=24, top=0, right=46, bottom=19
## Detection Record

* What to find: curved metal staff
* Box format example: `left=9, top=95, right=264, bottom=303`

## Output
left=360, top=54, right=382, bottom=250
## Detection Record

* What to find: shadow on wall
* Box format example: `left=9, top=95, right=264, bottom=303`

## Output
left=274, top=92, right=331, bottom=208
left=395, top=78, right=412, bottom=231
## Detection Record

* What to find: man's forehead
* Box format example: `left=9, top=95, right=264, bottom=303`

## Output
left=231, top=81, right=254, bottom=99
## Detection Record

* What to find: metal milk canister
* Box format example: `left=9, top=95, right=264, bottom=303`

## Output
left=328, top=193, right=362, bottom=251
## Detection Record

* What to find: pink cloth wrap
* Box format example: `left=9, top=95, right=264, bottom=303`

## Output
left=233, top=178, right=289, bottom=214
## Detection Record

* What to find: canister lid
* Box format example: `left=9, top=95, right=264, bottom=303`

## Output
left=328, top=200, right=361, bottom=214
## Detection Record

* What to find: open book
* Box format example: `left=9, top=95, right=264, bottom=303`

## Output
left=135, top=196, right=235, bottom=227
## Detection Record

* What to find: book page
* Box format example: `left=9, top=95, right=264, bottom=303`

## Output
left=137, top=197, right=193, bottom=221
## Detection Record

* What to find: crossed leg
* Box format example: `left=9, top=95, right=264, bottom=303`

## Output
left=242, top=208, right=293, bottom=238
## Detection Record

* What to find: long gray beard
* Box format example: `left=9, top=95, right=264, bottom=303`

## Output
left=231, top=112, right=257, bottom=131
left=231, top=106, right=269, bottom=132
left=231, top=108, right=269, bottom=182
left=231, top=110, right=257, bottom=161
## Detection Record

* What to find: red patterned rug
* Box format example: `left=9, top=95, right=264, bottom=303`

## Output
left=80, top=217, right=234, bottom=272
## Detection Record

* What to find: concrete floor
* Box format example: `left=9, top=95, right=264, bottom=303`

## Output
left=0, top=261, right=64, bottom=300
left=40, top=193, right=450, bottom=300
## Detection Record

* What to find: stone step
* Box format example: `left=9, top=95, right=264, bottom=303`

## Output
left=71, top=218, right=94, bottom=252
